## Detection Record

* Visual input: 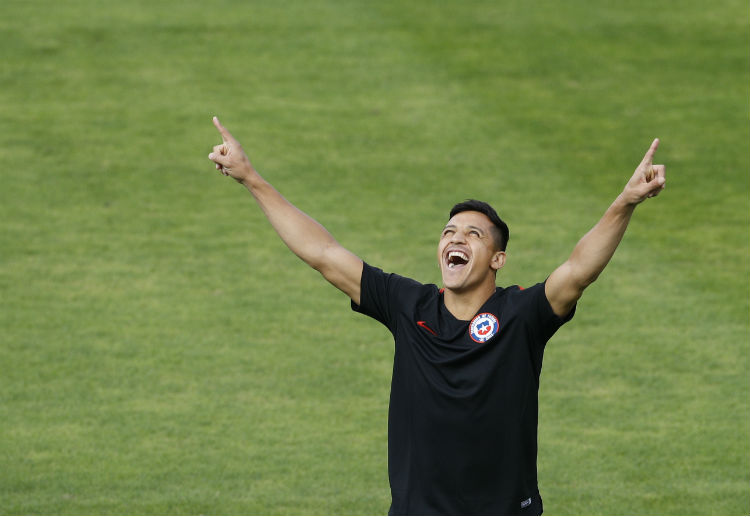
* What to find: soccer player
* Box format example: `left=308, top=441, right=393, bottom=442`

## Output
left=208, top=116, right=666, bottom=515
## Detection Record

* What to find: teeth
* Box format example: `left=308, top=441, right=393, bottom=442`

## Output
left=446, top=250, right=469, bottom=269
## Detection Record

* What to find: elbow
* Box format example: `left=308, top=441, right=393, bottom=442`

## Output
left=308, top=239, right=339, bottom=274
left=565, top=260, right=600, bottom=291
left=579, top=270, right=600, bottom=289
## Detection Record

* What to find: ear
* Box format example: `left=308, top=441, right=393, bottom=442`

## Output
left=490, top=251, right=506, bottom=272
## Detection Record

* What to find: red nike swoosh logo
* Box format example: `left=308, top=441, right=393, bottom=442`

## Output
left=417, top=321, right=437, bottom=336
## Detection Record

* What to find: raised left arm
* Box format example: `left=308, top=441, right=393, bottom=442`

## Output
left=545, top=139, right=666, bottom=317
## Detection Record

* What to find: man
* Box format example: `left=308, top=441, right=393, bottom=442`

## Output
left=208, top=116, right=666, bottom=515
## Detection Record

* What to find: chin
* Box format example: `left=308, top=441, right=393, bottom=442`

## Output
left=440, top=275, right=468, bottom=293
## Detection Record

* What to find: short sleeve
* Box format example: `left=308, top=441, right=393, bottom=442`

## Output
left=351, top=262, right=422, bottom=333
left=513, top=281, right=575, bottom=344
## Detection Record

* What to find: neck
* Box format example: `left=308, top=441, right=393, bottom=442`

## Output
left=443, top=282, right=497, bottom=321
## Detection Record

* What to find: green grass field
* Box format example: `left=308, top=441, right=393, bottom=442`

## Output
left=1, top=0, right=748, bottom=514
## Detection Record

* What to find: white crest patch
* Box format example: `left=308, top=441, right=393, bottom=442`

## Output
left=469, top=312, right=499, bottom=343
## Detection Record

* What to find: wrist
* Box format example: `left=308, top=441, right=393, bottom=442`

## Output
left=614, top=192, right=639, bottom=211
left=240, top=168, right=263, bottom=189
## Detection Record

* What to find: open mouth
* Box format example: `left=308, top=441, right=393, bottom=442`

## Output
left=446, top=250, right=469, bottom=269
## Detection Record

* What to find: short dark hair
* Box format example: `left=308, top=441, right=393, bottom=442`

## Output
left=449, top=199, right=509, bottom=251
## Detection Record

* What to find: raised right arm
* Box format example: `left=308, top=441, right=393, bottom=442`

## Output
left=208, top=117, right=363, bottom=305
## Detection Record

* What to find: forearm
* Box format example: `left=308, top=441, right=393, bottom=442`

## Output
left=566, top=194, right=636, bottom=288
left=242, top=172, right=339, bottom=271
left=545, top=139, right=665, bottom=317
left=208, top=117, right=364, bottom=302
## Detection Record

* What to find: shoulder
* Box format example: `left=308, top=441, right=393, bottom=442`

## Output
left=504, top=282, right=543, bottom=299
left=498, top=282, right=548, bottom=317
left=494, top=283, right=532, bottom=305
left=356, top=263, right=438, bottom=319
left=352, top=263, right=438, bottom=327
left=361, top=262, right=429, bottom=293
left=504, top=280, right=575, bottom=325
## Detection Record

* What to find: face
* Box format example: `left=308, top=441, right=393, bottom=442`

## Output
left=437, top=211, right=506, bottom=293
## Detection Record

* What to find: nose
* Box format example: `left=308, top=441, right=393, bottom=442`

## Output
left=450, top=229, right=467, bottom=243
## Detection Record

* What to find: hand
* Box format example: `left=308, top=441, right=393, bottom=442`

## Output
left=621, top=138, right=666, bottom=205
left=208, top=116, right=255, bottom=184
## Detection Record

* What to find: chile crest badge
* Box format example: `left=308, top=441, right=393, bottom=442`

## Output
left=469, top=312, right=499, bottom=343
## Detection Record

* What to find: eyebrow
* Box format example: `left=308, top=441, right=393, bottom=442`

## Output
left=442, top=224, right=486, bottom=235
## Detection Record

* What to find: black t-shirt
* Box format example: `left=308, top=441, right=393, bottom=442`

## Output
left=352, top=263, right=574, bottom=515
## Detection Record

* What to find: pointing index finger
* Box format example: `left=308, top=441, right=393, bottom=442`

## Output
left=212, top=116, right=233, bottom=143
left=640, top=138, right=660, bottom=166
